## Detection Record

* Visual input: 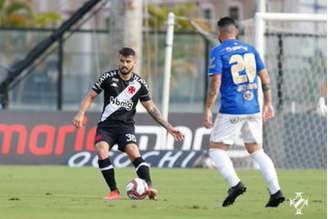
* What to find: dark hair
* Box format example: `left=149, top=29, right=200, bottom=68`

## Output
left=217, top=17, right=237, bottom=28
left=119, top=47, right=136, bottom=57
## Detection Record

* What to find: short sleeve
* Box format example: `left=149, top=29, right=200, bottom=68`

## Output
left=208, top=48, right=223, bottom=76
left=139, top=79, right=151, bottom=102
left=253, top=49, right=266, bottom=73
left=92, top=72, right=107, bottom=94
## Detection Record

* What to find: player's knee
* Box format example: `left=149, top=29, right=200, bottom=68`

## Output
left=95, top=142, right=109, bottom=159
left=245, top=143, right=262, bottom=154
left=210, top=142, right=229, bottom=150
left=124, top=144, right=140, bottom=160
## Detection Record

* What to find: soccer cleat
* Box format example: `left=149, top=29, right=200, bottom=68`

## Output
left=104, top=190, right=121, bottom=201
left=222, top=182, right=247, bottom=207
left=147, top=187, right=158, bottom=200
left=265, top=190, right=285, bottom=207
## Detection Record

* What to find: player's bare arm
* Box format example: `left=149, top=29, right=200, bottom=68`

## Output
left=204, top=74, right=221, bottom=128
left=141, top=100, right=184, bottom=141
left=72, top=90, right=98, bottom=128
left=259, top=69, right=274, bottom=121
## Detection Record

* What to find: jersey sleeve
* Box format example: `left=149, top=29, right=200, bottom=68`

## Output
left=139, top=79, right=151, bottom=102
left=253, top=48, right=266, bottom=73
left=92, top=72, right=107, bottom=94
left=208, top=48, right=223, bottom=76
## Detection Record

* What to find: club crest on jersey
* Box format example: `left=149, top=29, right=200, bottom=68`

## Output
left=243, top=90, right=254, bottom=101
left=109, top=96, right=133, bottom=111
left=128, top=85, right=136, bottom=94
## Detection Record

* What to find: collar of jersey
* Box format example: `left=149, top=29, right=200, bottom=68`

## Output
left=222, top=39, right=240, bottom=44
left=118, top=72, right=135, bottom=82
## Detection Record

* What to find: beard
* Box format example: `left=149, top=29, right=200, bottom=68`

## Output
left=119, top=66, right=132, bottom=75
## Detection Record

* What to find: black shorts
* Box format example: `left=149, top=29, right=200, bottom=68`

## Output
left=95, top=126, right=137, bottom=152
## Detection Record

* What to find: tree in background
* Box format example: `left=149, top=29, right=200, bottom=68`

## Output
left=0, top=0, right=32, bottom=27
left=32, top=12, right=61, bottom=28
left=147, top=2, right=212, bottom=32
left=144, top=2, right=214, bottom=104
left=0, top=0, right=62, bottom=90
left=0, top=0, right=61, bottom=28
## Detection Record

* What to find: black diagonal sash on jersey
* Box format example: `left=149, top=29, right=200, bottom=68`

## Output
left=100, top=80, right=141, bottom=122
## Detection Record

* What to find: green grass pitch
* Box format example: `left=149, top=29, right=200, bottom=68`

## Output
left=0, top=166, right=326, bottom=219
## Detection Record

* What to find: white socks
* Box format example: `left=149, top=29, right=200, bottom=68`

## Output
left=209, top=148, right=281, bottom=194
left=251, top=149, right=280, bottom=194
left=209, top=148, right=240, bottom=187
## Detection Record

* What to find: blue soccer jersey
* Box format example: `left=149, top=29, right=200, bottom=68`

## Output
left=208, top=39, right=266, bottom=114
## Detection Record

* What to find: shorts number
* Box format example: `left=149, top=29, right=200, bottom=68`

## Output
left=125, top=134, right=136, bottom=142
left=229, top=53, right=256, bottom=84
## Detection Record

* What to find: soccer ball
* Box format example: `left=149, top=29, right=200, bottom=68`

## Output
left=126, top=178, right=149, bottom=200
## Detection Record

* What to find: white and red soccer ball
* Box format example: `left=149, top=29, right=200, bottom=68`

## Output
left=126, top=178, right=148, bottom=200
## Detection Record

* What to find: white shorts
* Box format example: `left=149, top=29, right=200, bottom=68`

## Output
left=210, top=113, right=263, bottom=145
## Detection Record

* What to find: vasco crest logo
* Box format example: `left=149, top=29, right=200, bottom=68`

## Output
left=289, top=192, right=309, bottom=215
left=128, top=86, right=136, bottom=94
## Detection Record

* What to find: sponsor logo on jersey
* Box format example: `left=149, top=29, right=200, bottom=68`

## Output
left=109, top=96, right=133, bottom=111
left=111, top=82, right=118, bottom=87
left=225, top=46, right=248, bottom=52
left=237, top=83, right=258, bottom=92
left=95, top=71, right=117, bottom=88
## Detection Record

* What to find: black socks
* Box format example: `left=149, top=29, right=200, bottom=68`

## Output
left=132, top=157, right=152, bottom=186
left=98, top=158, right=118, bottom=191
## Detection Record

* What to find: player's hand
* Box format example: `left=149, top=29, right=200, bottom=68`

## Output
left=262, top=104, right=275, bottom=121
left=203, top=109, right=213, bottom=128
left=168, top=127, right=184, bottom=141
left=72, top=112, right=85, bottom=128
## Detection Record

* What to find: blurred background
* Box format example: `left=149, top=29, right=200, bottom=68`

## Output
left=0, top=0, right=326, bottom=169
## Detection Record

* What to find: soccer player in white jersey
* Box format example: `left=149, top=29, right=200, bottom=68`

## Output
left=73, top=47, right=184, bottom=201
left=203, top=17, right=285, bottom=207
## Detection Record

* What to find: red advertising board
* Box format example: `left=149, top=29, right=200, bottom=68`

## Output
left=0, top=111, right=211, bottom=167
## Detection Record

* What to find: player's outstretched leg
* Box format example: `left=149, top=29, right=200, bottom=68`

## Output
left=250, top=149, right=285, bottom=207
left=209, top=148, right=246, bottom=207
left=98, top=157, right=121, bottom=201
left=132, top=157, right=158, bottom=200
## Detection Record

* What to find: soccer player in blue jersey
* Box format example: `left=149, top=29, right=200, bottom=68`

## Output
left=203, top=17, right=285, bottom=207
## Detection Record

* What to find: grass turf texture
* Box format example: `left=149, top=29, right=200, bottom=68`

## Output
left=0, top=166, right=326, bottom=219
